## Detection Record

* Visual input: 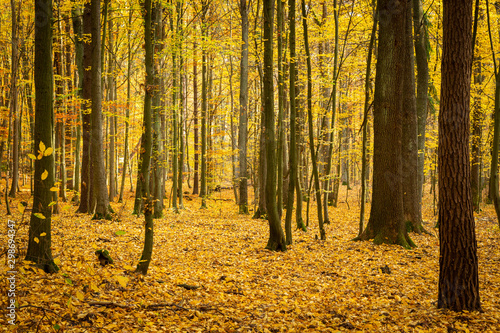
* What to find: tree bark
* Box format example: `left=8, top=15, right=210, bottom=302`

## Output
left=136, top=0, right=154, bottom=275
left=263, top=0, right=286, bottom=252
left=25, top=0, right=59, bottom=273
left=78, top=1, right=92, bottom=213
left=90, top=0, right=111, bottom=220
left=238, top=0, right=249, bottom=214
left=438, top=0, right=481, bottom=312
left=357, top=0, right=414, bottom=249
left=402, top=1, right=424, bottom=233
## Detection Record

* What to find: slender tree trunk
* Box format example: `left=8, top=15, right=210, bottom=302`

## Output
left=90, top=0, right=111, bottom=220
left=200, top=1, right=208, bottom=208
left=487, top=0, right=500, bottom=228
left=9, top=0, right=19, bottom=198
left=193, top=41, right=199, bottom=195
left=276, top=0, right=284, bottom=218
left=136, top=0, right=154, bottom=275
left=119, top=2, right=133, bottom=203
left=25, top=0, right=58, bottom=273
left=302, top=0, right=324, bottom=240
left=107, top=11, right=117, bottom=202
left=78, top=1, right=92, bottom=213
left=360, top=5, right=377, bottom=236
left=238, top=0, right=249, bottom=214
left=285, top=0, right=297, bottom=244
left=402, top=1, right=424, bottom=233
left=413, top=0, right=429, bottom=209
left=71, top=2, right=82, bottom=202
left=438, top=0, right=481, bottom=311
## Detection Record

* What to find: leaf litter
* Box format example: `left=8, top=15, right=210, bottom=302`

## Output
left=1, top=186, right=500, bottom=332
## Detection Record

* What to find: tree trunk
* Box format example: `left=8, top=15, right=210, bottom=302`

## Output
left=136, top=0, right=155, bottom=275
left=438, top=0, right=481, bottom=312
left=90, top=0, right=111, bottom=220
left=302, top=0, right=324, bottom=240
left=360, top=4, right=377, bottom=236
left=402, top=1, right=424, bottom=233
left=263, top=0, right=286, bottom=252
left=193, top=41, right=199, bottom=195
left=238, top=0, right=249, bottom=214
left=8, top=0, right=19, bottom=198
left=357, top=0, right=414, bottom=249
left=413, top=0, right=429, bottom=210
left=119, top=2, right=133, bottom=203
left=25, top=0, right=58, bottom=273
left=78, top=1, right=92, bottom=213
left=200, top=1, right=208, bottom=208
left=107, top=10, right=117, bottom=202
left=71, top=2, right=83, bottom=202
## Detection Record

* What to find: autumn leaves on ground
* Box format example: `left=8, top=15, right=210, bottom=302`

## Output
left=1, top=187, right=499, bottom=332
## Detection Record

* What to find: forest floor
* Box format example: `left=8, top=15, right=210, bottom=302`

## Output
left=1, top=184, right=500, bottom=332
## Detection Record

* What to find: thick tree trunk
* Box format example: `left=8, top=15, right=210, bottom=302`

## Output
left=357, top=0, right=414, bottom=249
left=25, top=0, right=58, bottom=273
left=263, top=0, right=286, bottom=252
left=438, top=0, right=481, bottom=312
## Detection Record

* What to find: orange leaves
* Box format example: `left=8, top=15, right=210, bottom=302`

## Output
left=3, top=188, right=500, bottom=331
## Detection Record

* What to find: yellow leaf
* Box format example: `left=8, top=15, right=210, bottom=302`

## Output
left=41, top=170, right=48, bottom=180
left=40, top=232, right=47, bottom=237
left=34, top=213, right=46, bottom=219
left=90, top=283, right=99, bottom=292
left=39, top=141, right=46, bottom=153
left=43, top=147, right=53, bottom=156
left=54, top=258, right=61, bottom=266
left=34, top=237, right=39, bottom=243
left=76, top=291, right=84, bottom=301
left=124, top=265, right=135, bottom=271
left=50, top=187, right=58, bottom=192
left=27, top=153, right=37, bottom=160
left=115, top=275, right=129, bottom=288
left=18, top=202, right=25, bottom=214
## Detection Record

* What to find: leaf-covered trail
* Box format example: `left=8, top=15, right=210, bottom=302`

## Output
left=2, top=187, right=500, bottom=332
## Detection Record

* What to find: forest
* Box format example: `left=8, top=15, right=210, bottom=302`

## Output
left=1, top=0, right=500, bottom=331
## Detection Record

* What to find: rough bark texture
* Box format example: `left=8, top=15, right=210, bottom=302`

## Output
left=25, top=0, right=58, bottom=273
left=9, top=0, right=19, bottom=198
left=437, top=0, right=481, bottom=312
left=263, top=0, right=286, bottom=252
left=358, top=0, right=414, bottom=249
